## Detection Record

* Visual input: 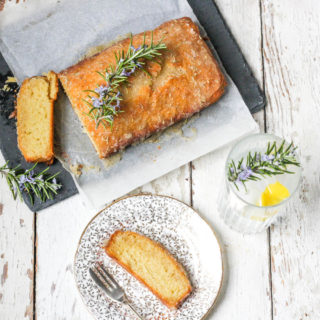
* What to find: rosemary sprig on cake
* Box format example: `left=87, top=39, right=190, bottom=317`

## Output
left=228, top=140, right=300, bottom=190
left=0, top=162, right=61, bottom=204
left=84, top=32, right=166, bottom=128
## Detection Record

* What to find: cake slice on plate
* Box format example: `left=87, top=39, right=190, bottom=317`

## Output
left=105, top=230, right=192, bottom=309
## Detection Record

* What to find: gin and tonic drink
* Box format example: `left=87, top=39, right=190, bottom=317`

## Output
left=218, top=134, right=301, bottom=233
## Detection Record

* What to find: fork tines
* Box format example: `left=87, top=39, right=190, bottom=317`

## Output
left=91, top=263, right=118, bottom=290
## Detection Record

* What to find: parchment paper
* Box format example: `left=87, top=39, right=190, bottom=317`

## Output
left=0, top=0, right=258, bottom=209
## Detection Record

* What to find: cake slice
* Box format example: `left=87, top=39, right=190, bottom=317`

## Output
left=59, top=17, right=227, bottom=158
left=105, top=230, right=192, bottom=309
left=17, top=71, right=58, bottom=163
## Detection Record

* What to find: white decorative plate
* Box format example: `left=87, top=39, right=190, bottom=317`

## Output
left=74, top=194, right=223, bottom=320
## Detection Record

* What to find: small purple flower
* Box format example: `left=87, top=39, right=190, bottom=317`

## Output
left=136, top=61, right=143, bottom=68
left=19, top=171, right=36, bottom=188
left=91, top=97, right=103, bottom=108
left=95, top=85, right=109, bottom=96
left=36, top=175, right=44, bottom=182
left=18, top=175, right=27, bottom=185
left=52, top=178, right=61, bottom=190
left=230, top=167, right=234, bottom=174
left=261, top=154, right=275, bottom=162
left=130, top=45, right=139, bottom=53
left=237, top=167, right=253, bottom=181
left=101, top=115, right=114, bottom=122
left=115, top=99, right=120, bottom=109
left=121, top=68, right=135, bottom=77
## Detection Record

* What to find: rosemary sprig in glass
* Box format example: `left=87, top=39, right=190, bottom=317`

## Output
left=0, top=162, right=61, bottom=205
left=227, top=140, right=300, bottom=191
left=84, top=32, right=167, bottom=128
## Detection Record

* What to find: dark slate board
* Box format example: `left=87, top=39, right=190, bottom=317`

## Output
left=188, top=0, right=266, bottom=113
left=0, top=0, right=264, bottom=211
left=0, top=52, right=78, bottom=212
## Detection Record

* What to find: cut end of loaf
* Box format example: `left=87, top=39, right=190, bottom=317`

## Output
left=105, top=230, right=192, bottom=309
left=17, top=71, right=58, bottom=163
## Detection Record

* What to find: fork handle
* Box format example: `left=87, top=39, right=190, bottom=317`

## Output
left=122, top=295, right=144, bottom=320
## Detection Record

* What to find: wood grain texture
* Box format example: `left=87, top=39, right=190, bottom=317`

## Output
left=0, top=153, right=34, bottom=320
left=5, top=1, right=320, bottom=320
left=262, top=0, right=320, bottom=319
left=36, top=195, right=93, bottom=319
left=191, top=1, right=271, bottom=319
left=36, top=167, right=190, bottom=319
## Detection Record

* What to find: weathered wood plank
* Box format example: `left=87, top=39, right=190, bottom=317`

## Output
left=36, top=195, right=93, bottom=319
left=0, top=153, right=34, bottom=320
left=36, top=167, right=190, bottom=319
left=191, top=1, right=271, bottom=319
left=262, top=0, right=320, bottom=319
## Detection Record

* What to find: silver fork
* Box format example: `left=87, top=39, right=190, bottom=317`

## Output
left=89, top=263, right=144, bottom=320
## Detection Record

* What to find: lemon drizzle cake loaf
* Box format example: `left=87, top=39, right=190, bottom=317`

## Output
left=105, top=230, right=192, bottom=309
left=58, top=17, right=227, bottom=158
left=17, top=71, right=58, bottom=163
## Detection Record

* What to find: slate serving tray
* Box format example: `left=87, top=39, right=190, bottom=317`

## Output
left=0, top=54, right=78, bottom=212
left=0, top=0, right=265, bottom=212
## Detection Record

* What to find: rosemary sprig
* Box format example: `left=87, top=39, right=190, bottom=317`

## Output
left=0, top=162, right=61, bottom=205
left=228, top=140, right=300, bottom=191
left=84, top=32, right=167, bottom=128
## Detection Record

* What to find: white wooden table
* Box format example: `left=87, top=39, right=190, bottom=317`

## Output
left=1, top=1, right=320, bottom=319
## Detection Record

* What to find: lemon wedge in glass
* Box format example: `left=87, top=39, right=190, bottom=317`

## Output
left=259, top=181, right=290, bottom=207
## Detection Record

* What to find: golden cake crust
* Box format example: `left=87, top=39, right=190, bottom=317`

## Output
left=105, top=230, right=192, bottom=309
left=58, top=17, right=227, bottom=158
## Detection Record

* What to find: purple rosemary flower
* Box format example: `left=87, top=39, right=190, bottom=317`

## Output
left=91, top=97, right=103, bottom=108
left=130, top=45, right=139, bottom=53
left=261, top=154, right=275, bottom=162
left=100, top=115, right=114, bottom=122
left=95, top=85, right=109, bottom=96
left=230, top=167, right=234, bottom=174
left=51, top=178, right=61, bottom=190
left=121, top=68, right=135, bottom=77
left=130, top=45, right=146, bottom=54
left=237, top=167, right=253, bottom=181
left=114, top=99, right=120, bottom=109
left=135, top=61, right=143, bottom=68
left=18, top=175, right=27, bottom=185
left=19, top=170, right=36, bottom=188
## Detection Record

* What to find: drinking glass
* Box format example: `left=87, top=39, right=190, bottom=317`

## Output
left=218, top=133, right=301, bottom=234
